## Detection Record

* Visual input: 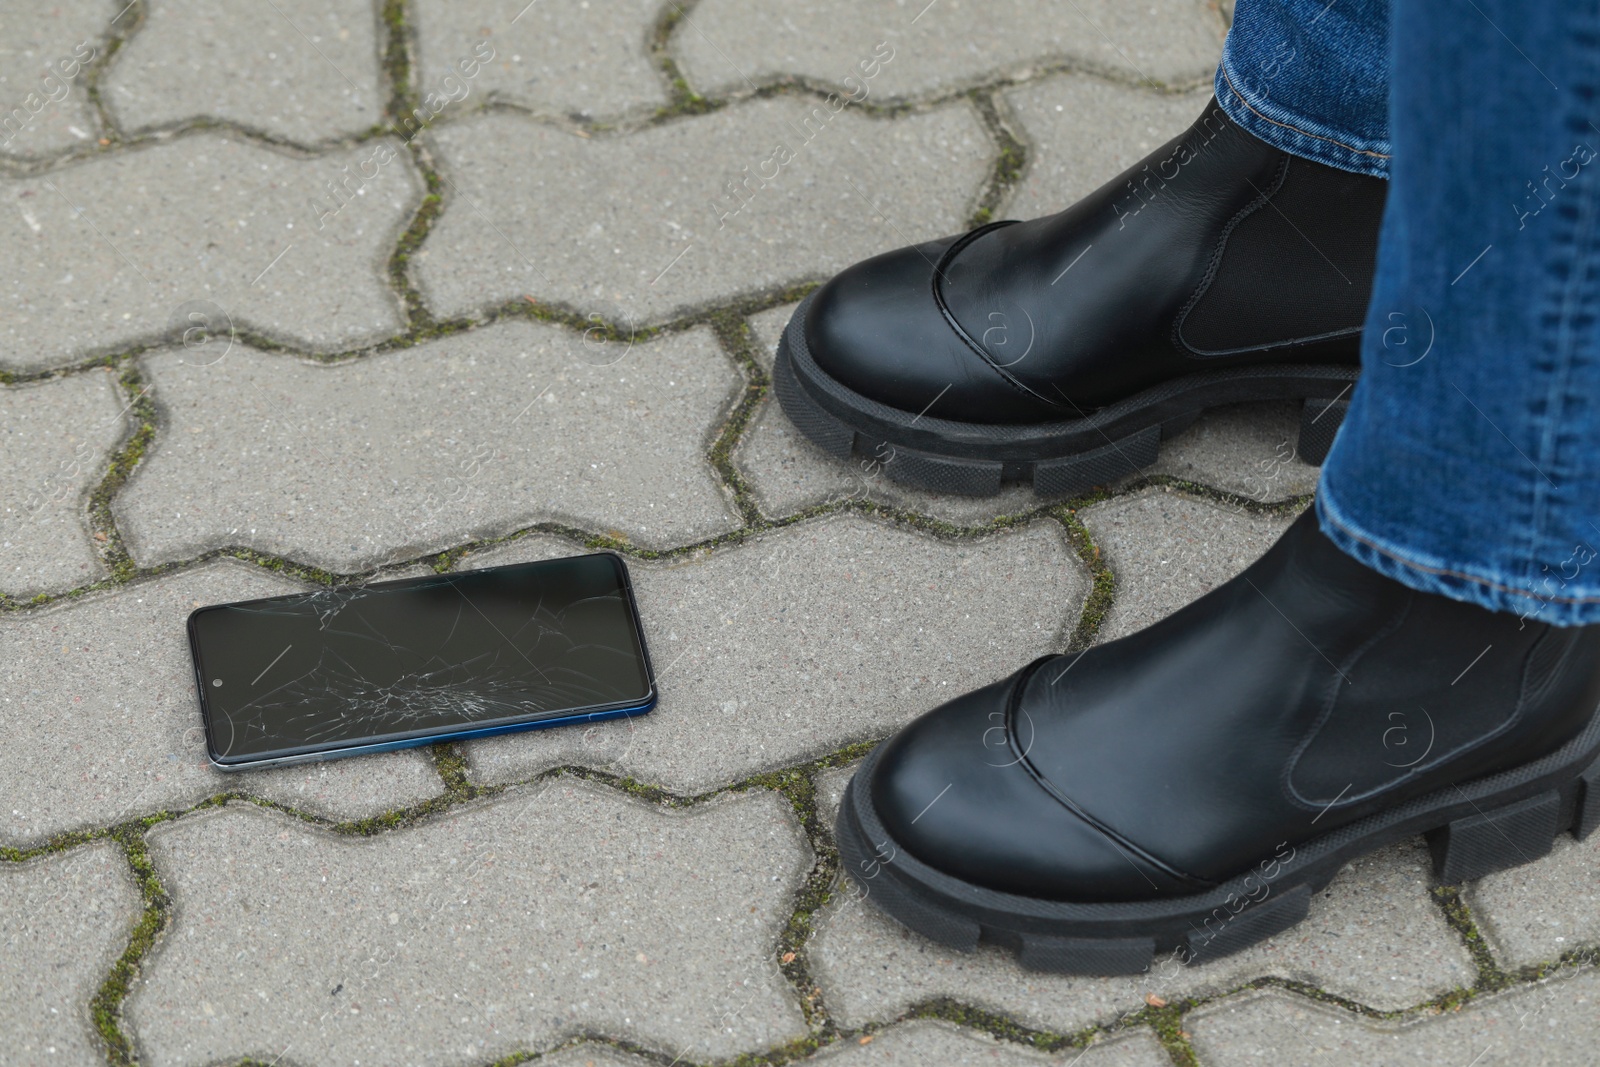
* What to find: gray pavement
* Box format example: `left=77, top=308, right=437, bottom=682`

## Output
left=418, top=99, right=992, bottom=324
left=3, top=2, right=1596, bottom=1066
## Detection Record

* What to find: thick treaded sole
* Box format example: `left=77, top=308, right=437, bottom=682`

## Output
left=835, top=713, right=1600, bottom=975
left=775, top=293, right=1358, bottom=497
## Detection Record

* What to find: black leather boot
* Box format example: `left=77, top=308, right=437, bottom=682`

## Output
left=776, top=99, right=1387, bottom=497
left=836, top=510, right=1600, bottom=974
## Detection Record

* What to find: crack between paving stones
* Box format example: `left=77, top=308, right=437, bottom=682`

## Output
left=1, top=479, right=1308, bottom=617
left=81, top=0, right=145, bottom=150
left=8, top=737, right=1600, bottom=1067
left=5, top=7, right=1443, bottom=1065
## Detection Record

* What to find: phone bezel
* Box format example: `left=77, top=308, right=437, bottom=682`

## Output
left=189, top=552, right=656, bottom=770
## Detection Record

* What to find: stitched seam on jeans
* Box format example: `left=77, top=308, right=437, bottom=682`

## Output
left=1528, top=116, right=1600, bottom=596
left=1322, top=505, right=1600, bottom=605
left=1220, top=65, right=1391, bottom=162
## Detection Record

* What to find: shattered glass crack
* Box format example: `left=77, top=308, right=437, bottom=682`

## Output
left=193, top=558, right=653, bottom=762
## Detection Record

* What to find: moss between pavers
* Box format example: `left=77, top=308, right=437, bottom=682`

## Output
left=8, top=727, right=1597, bottom=1067
left=968, top=90, right=1029, bottom=228
left=6, top=8, right=1556, bottom=1066
left=81, top=0, right=145, bottom=150
left=651, top=0, right=717, bottom=118
left=90, top=833, right=169, bottom=1066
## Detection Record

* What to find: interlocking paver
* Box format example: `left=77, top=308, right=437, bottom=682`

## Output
left=104, top=0, right=382, bottom=144
left=1081, top=489, right=1298, bottom=641
left=411, top=0, right=666, bottom=121
left=736, top=304, right=1050, bottom=523
left=3, top=134, right=419, bottom=374
left=512, top=1049, right=641, bottom=1067
left=0, top=560, right=443, bottom=846
left=460, top=515, right=1083, bottom=794
left=504, top=1024, right=1168, bottom=1067
left=3, top=8, right=1532, bottom=1065
left=815, top=760, right=862, bottom=831
left=808, top=1020, right=1170, bottom=1067
left=0, top=2, right=104, bottom=159
left=1, top=370, right=126, bottom=597
left=1002, top=78, right=1211, bottom=220
left=128, top=786, right=811, bottom=1065
left=1470, top=832, right=1600, bottom=969
left=812, top=837, right=1469, bottom=1029
left=1, top=842, right=142, bottom=1066
left=674, top=0, right=1223, bottom=100
left=114, top=323, right=741, bottom=568
left=417, top=99, right=991, bottom=324
left=1187, top=973, right=1600, bottom=1066
left=1141, top=402, right=1320, bottom=501
left=746, top=303, right=802, bottom=375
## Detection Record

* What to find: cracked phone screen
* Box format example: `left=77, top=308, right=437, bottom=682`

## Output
left=189, top=554, right=653, bottom=765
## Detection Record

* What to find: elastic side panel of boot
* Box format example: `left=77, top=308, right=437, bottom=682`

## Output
left=1178, top=157, right=1386, bottom=356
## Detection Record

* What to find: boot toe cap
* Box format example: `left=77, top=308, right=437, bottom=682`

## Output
left=803, top=239, right=1059, bottom=425
left=867, top=672, right=1198, bottom=902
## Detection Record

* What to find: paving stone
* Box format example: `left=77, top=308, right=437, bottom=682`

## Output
left=0, top=560, right=443, bottom=846
left=104, top=0, right=382, bottom=144
left=1082, top=489, right=1299, bottom=642
left=815, top=760, right=862, bottom=833
left=115, top=322, right=741, bottom=568
left=129, top=786, right=811, bottom=1065
left=411, top=0, right=666, bottom=122
left=736, top=303, right=1054, bottom=523
left=1, top=370, right=126, bottom=597
left=674, top=0, right=1223, bottom=101
left=460, top=514, right=1083, bottom=794
left=1001, top=77, right=1211, bottom=220
left=513, top=1033, right=1170, bottom=1067
left=1145, top=402, right=1320, bottom=501
left=808, top=1019, right=1170, bottom=1067
left=515, top=1049, right=644, bottom=1067
left=3, top=134, right=419, bottom=374
left=1, top=841, right=143, bottom=1066
left=418, top=99, right=991, bottom=325
left=0, top=2, right=105, bottom=159
left=813, top=839, right=1471, bottom=1033
left=1187, top=971, right=1600, bottom=1066
left=747, top=302, right=800, bottom=374
left=1470, top=831, right=1600, bottom=969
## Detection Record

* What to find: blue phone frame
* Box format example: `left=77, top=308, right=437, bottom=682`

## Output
left=190, top=552, right=657, bottom=771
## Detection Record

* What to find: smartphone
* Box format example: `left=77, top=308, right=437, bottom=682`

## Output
left=188, top=553, right=656, bottom=770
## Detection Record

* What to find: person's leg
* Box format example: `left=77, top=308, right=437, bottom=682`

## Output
left=774, top=1, right=1391, bottom=499
left=1319, top=0, right=1600, bottom=625
left=833, top=1, right=1600, bottom=976
left=1213, top=0, right=1390, bottom=177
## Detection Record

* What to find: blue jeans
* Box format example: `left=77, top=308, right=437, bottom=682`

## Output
left=1219, top=0, right=1600, bottom=625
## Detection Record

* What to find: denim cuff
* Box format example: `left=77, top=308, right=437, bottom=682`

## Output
left=1213, top=0, right=1393, bottom=181
left=1316, top=486, right=1600, bottom=628
left=1214, top=60, right=1391, bottom=178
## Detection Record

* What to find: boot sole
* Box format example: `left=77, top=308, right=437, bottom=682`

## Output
left=835, top=712, right=1600, bottom=975
left=775, top=292, right=1358, bottom=498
